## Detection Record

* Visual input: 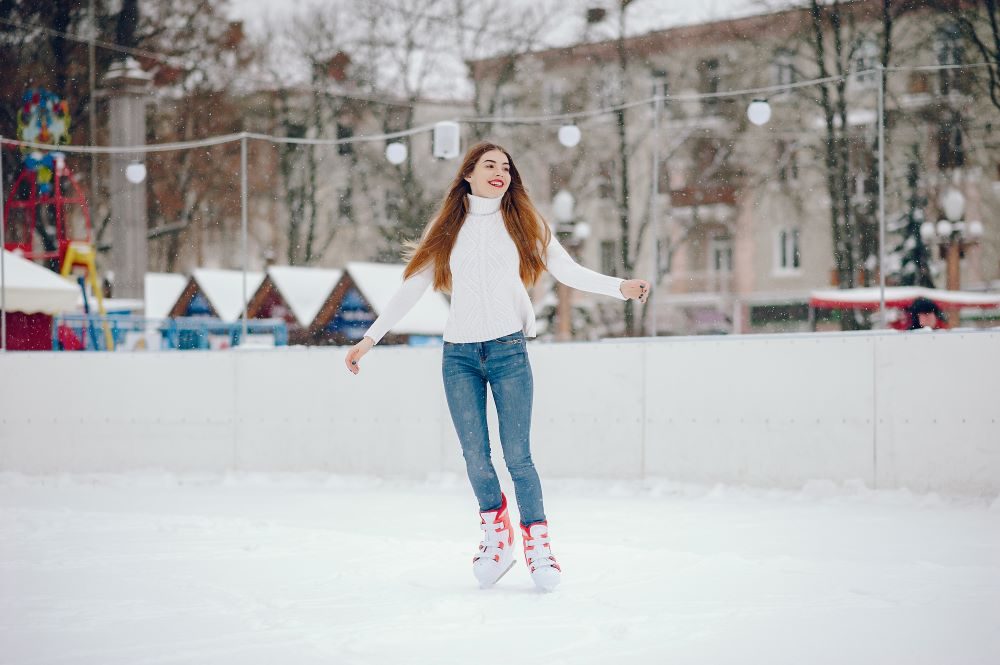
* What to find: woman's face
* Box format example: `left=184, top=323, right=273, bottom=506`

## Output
left=464, top=149, right=510, bottom=198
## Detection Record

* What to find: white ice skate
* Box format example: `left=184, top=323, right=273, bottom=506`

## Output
left=521, top=521, right=561, bottom=592
left=473, top=493, right=515, bottom=588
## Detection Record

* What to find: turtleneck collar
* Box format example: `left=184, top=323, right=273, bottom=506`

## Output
left=467, top=192, right=504, bottom=216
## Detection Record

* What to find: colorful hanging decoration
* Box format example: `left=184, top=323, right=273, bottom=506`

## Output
left=15, top=88, right=72, bottom=194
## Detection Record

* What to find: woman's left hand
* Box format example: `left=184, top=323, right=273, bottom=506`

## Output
left=620, top=279, right=651, bottom=304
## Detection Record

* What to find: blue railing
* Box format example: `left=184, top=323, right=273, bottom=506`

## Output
left=52, top=314, right=288, bottom=351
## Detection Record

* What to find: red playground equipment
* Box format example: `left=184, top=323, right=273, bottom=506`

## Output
left=3, top=151, right=93, bottom=266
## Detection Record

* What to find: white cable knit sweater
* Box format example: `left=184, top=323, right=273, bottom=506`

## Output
left=363, top=193, right=627, bottom=344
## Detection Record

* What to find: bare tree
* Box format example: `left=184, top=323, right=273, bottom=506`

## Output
left=941, top=0, right=1000, bottom=112
left=141, top=0, right=261, bottom=272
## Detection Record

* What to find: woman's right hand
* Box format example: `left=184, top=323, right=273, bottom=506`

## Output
left=344, top=336, right=375, bottom=375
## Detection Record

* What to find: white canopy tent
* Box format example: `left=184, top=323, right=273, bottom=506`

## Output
left=0, top=249, right=79, bottom=315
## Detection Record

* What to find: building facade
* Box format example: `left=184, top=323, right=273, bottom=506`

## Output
left=469, top=1, right=1000, bottom=336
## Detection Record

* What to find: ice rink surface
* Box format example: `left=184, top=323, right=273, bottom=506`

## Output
left=2, top=472, right=998, bottom=665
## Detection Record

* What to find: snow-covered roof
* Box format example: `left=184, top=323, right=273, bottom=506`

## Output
left=191, top=268, right=266, bottom=322
left=346, top=261, right=449, bottom=335
left=144, top=273, right=189, bottom=319
left=810, top=287, right=1000, bottom=309
left=0, top=249, right=79, bottom=315
left=266, top=265, right=344, bottom=327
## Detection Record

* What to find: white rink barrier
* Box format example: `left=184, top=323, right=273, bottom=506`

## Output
left=1, top=330, right=998, bottom=495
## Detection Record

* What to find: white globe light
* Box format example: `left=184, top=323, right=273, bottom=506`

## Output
left=125, top=161, right=147, bottom=184
left=572, top=221, right=591, bottom=241
left=936, top=219, right=953, bottom=238
left=747, top=99, right=771, bottom=126
left=557, top=124, right=581, bottom=147
left=919, top=221, right=935, bottom=241
left=385, top=142, right=408, bottom=165
left=552, top=189, right=575, bottom=222
left=939, top=187, right=965, bottom=222
left=967, top=220, right=984, bottom=238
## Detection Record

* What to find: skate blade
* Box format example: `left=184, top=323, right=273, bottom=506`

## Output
left=530, top=567, right=561, bottom=592
left=477, top=558, right=516, bottom=589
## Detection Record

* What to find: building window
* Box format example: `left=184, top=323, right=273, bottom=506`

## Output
left=937, top=113, right=965, bottom=169
left=772, top=49, right=796, bottom=87
left=935, top=24, right=965, bottom=94
left=852, top=39, right=879, bottom=87
left=710, top=235, right=733, bottom=273
left=698, top=58, right=721, bottom=111
left=650, top=68, right=669, bottom=100
left=776, top=228, right=801, bottom=271
left=336, top=123, right=353, bottom=155
left=776, top=141, right=799, bottom=182
left=750, top=303, right=809, bottom=326
left=337, top=189, right=352, bottom=222
left=597, top=160, right=615, bottom=199
left=656, top=238, right=671, bottom=275
left=601, top=240, right=618, bottom=276
left=693, top=138, right=720, bottom=180
left=337, top=122, right=354, bottom=155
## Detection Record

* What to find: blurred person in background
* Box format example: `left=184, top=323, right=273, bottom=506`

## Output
left=908, top=296, right=946, bottom=330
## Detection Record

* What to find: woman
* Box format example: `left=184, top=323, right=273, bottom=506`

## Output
left=344, top=142, right=649, bottom=591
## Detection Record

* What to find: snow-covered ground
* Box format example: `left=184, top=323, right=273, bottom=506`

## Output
left=2, top=472, right=998, bottom=665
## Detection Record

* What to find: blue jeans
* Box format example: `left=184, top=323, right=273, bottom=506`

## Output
left=441, top=329, right=545, bottom=526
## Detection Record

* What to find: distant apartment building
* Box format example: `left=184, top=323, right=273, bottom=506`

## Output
left=469, top=0, right=1000, bottom=336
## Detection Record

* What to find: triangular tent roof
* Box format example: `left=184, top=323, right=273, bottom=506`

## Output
left=189, top=268, right=266, bottom=322
left=346, top=261, right=449, bottom=335
left=266, top=265, right=343, bottom=327
left=144, top=273, right=188, bottom=319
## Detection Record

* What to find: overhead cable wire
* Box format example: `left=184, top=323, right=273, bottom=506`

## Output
left=0, top=64, right=994, bottom=153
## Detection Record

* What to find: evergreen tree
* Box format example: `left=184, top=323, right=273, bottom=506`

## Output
left=889, top=157, right=935, bottom=288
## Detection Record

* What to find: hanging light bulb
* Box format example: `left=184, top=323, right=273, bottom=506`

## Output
left=747, top=99, right=772, bottom=126
left=385, top=142, right=408, bottom=165
left=557, top=124, right=582, bottom=147
left=125, top=161, right=147, bottom=184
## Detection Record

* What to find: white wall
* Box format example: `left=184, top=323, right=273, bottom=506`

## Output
left=1, top=330, right=998, bottom=495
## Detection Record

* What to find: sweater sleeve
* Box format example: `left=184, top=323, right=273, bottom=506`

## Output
left=545, top=231, right=627, bottom=301
left=362, top=263, right=435, bottom=345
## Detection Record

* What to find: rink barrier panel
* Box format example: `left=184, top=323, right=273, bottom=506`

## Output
left=0, top=330, right=997, bottom=495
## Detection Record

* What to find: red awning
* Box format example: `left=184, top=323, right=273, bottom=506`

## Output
left=809, top=287, right=1000, bottom=310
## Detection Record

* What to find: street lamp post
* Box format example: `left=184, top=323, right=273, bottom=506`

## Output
left=919, top=187, right=984, bottom=291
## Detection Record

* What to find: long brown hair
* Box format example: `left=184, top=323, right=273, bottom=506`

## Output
left=401, top=141, right=552, bottom=293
